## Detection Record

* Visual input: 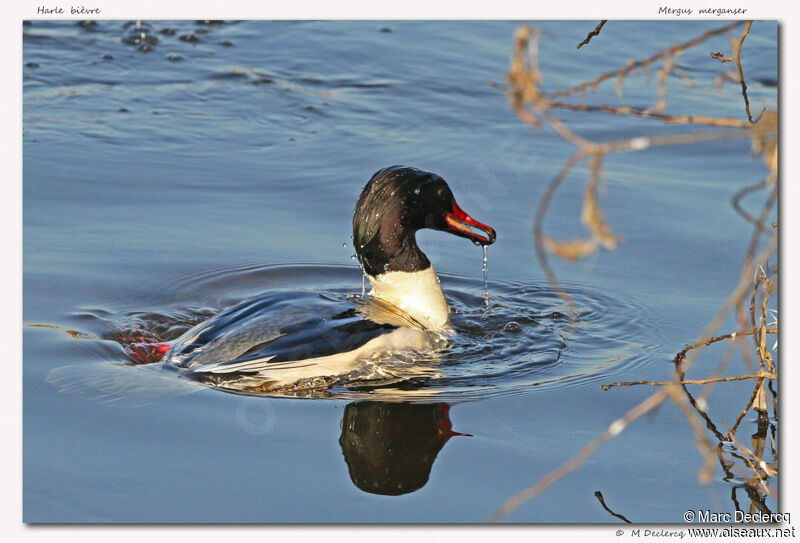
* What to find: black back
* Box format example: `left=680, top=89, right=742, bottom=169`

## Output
left=168, top=291, right=400, bottom=372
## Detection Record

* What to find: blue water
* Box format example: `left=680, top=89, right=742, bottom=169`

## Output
left=24, top=20, right=778, bottom=522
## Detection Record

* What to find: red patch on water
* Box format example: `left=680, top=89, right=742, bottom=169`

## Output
left=111, top=327, right=170, bottom=364
left=111, top=327, right=162, bottom=344
left=123, top=342, right=170, bottom=365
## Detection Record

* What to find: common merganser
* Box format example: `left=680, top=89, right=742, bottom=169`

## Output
left=136, top=166, right=496, bottom=391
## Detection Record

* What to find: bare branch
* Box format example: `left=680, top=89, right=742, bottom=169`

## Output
left=594, top=491, right=632, bottom=523
left=602, top=371, right=776, bottom=390
left=577, top=20, right=607, bottom=49
left=674, top=328, right=777, bottom=366
left=490, top=390, right=668, bottom=522
left=552, top=21, right=745, bottom=99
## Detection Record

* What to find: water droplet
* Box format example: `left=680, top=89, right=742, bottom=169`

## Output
left=482, top=245, right=490, bottom=308
left=414, top=186, right=421, bottom=195
left=361, top=271, right=367, bottom=297
left=350, top=254, right=356, bottom=260
left=503, top=321, right=521, bottom=333
left=342, top=242, right=347, bottom=248
left=383, top=263, right=389, bottom=271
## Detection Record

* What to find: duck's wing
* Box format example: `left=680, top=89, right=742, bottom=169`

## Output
left=164, top=291, right=297, bottom=369
left=166, top=291, right=431, bottom=383
left=190, top=306, right=402, bottom=375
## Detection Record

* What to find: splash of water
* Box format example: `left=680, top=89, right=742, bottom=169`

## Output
left=361, top=269, right=367, bottom=298
left=482, top=245, right=490, bottom=308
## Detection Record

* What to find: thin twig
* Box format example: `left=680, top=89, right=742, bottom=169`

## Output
left=645, top=52, right=673, bottom=113
left=597, top=128, right=750, bottom=154
left=490, top=390, right=668, bottom=522
left=731, top=178, right=771, bottom=234
left=711, top=21, right=756, bottom=122
left=699, top=337, right=748, bottom=401
left=492, top=232, right=777, bottom=521
left=594, top=491, right=632, bottom=523
left=551, top=21, right=745, bottom=99
left=674, top=328, right=777, bottom=366
left=666, top=386, right=718, bottom=483
left=757, top=271, right=776, bottom=373
left=545, top=101, right=751, bottom=128
left=726, top=425, right=775, bottom=494
left=727, top=377, right=765, bottom=439
left=749, top=271, right=764, bottom=370
left=601, top=371, right=776, bottom=391
left=676, top=377, right=728, bottom=443
left=533, top=150, right=588, bottom=314
left=498, top=22, right=778, bottom=519
left=577, top=20, right=607, bottom=49
left=678, top=232, right=776, bottom=377
left=743, top=184, right=778, bottom=270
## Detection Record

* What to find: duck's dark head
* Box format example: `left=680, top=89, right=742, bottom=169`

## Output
left=353, top=166, right=496, bottom=277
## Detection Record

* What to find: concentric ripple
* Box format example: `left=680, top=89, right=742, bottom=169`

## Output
left=51, top=263, right=665, bottom=402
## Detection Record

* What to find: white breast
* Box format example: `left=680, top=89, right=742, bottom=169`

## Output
left=366, top=266, right=452, bottom=331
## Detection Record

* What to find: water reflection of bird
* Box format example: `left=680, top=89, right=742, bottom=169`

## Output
left=127, top=166, right=495, bottom=392
left=339, top=401, right=466, bottom=495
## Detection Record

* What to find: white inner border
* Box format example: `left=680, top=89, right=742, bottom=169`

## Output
left=7, top=2, right=794, bottom=541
